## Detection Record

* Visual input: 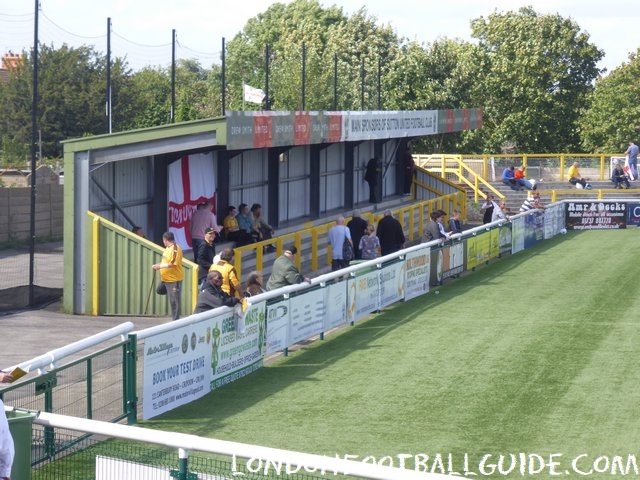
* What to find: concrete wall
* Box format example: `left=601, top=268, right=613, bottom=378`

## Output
left=0, top=184, right=64, bottom=243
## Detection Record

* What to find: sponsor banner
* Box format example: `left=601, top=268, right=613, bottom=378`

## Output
left=466, top=231, right=493, bottom=270
left=142, top=316, right=213, bottom=420
left=404, top=247, right=431, bottom=301
left=325, top=281, right=348, bottom=331
left=627, top=203, right=640, bottom=226
left=499, top=224, right=513, bottom=256
left=266, top=298, right=289, bottom=355
left=523, top=212, right=544, bottom=248
left=353, top=269, right=380, bottom=322
left=543, top=203, right=565, bottom=239
left=380, top=261, right=405, bottom=309
left=346, top=277, right=357, bottom=325
left=566, top=201, right=627, bottom=230
left=430, top=243, right=465, bottom=285
left=343, top=110, right=438, bottom=141
left=289, top=288, right=325, bottom=344
left=511, top=216, right=525, bottom=254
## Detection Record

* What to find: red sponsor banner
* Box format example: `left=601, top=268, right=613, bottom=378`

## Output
left=294, top=112, right=311, bottom=145
left=446, top=110, right=455, bottom=133
left=327, top=113, right=342, bottom=143
left=253, top=114, right=273, bottom=148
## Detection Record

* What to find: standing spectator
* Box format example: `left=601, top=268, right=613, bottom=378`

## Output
left=347, top=210, right=368, bottom=260
left=424, top=211, right=449, bottom=242
left=625, top=140, right=639, bottom=180
left=236, top=203, right=260, bottom=243
left=567, top=162, right=588, bottom=188
left=223, top=206, right=253, bottom=246
left=189, top=201, right=220, bottom=262
left=209, top=248, right=243, bottom=298
left=491, top=199, right=508, bottom=222
left=364, top=157, right=381, bottom=203
left=152, top=231, right=184, bottom=321
left=402, top=146, right=416, bottom=195
left=359, top=224, right=381, bottom=260
left=266, top=245, right=311, bottom=290
left=327, top=215, right=353, bottom=271
left=0, top=397, right=14, bottom=480
left=481, top=195, right=496, bottom=224
left=520, top=191, right=546, bottom=212
left=448, top=209, right=463, bottom=234
left=376, top=209, right=405, bottom=256
left=194, top=271, right=240, bottom=313
left=611, top=163, right=630, bottom=189
left=196, top=227, right=217, bottom=286
left=245, top=271, right=266, bottom=297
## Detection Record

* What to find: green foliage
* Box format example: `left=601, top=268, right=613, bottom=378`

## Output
left=466, top=7, right=603, bottom=153
left=579, top=48, right=640, bottom=152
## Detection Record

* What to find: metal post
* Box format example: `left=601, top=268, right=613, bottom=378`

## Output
left=221, top=37, right=226, bottom=115
left=301, top=43, right=306, bottom=111
left=28, top=0, right=39, bottom=307
left=360, top=57, right=365, bottom=111
left=265, top=44, right=270, bottom=110
left=125, top=334, right=138, bottom=425
left=333, top=53, right=338, bottom=111
left=106, top=17, right=112, bottom=133
left=171, top=29, right=176, bottom=123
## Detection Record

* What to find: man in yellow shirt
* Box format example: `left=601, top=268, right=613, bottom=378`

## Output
left=568, top=162, right=588, bottom=188
left=209, top=248, right=244, bottom=298
left=153, top=231, right=184, bottom=320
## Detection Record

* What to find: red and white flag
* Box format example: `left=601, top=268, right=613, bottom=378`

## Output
left=168, top=153, right=216, bottom=250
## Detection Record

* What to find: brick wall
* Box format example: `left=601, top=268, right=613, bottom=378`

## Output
left=0, top=184, right=64, bottom=243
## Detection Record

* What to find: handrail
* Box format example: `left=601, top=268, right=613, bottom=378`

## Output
left=414, top=154, right=504, bottom=202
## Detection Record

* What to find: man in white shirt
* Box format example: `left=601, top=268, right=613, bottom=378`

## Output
left=327, top=216, right=353, bottom=271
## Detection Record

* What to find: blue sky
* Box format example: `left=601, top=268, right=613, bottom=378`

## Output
left=1, top=0, right=639, bottom=73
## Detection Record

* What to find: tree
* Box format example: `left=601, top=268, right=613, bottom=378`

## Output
left=579, top=48, right=640, bottom=153
left=466, top=7, right=603, bottom=153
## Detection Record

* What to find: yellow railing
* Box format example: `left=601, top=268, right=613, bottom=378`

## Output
left=546, top=188, right=639, bottom=202
left=414, top=153, right=504, bottom=202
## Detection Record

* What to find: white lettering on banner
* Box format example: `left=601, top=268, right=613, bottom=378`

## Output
left=380, top=262, right=404, bottom=308
left=405, top=248, right=430, bottom=301
left=289, top=288, right=325, bottom=344
left=231, top=453, right=639, bottom=477
left=266, top=299, right=289, bottom=355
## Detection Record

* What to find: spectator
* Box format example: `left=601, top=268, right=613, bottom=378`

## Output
left=514, top=166, right=536, bottom=190
left=481, top=195, right=496, bottom=224
left=189, top=201, right=220, bottom=262
left=152, top=231, right=184, bottom=321
left=625, top=140, right=639, bottom=180
left=0, top=397, right=14, bottom=480
left=209, top=248, right=243, bottom=298
left=245, top=271, right=266, bottom=297
left=266, top=245, right=311, bottom=290
left=223, top=206, right=253, bottom=246
left=194, top=270, right=240, bottom=313
left=131, top=226, right=145, bottom=238
left=567, top=162, right=588, bottom=189
left=425, top=210, right=450, bottom=242
left=520, top=191, right=546, bottom=212
left=611, top=163, right=630, bottom=189
left=501, top=166, right=520, bottom=190
left=196, top=227, right=217, bottom=286
left=376, top=209, right=405, bottom=256
left=237, top=203, right=260, bottom=243
left=358, top=224, right=381, bottom=260
left=364, top=157, right=381, bottom=203
left=448, top=209, right=463, bottom=234
left=327, top=215, right=352, bottom=271
left=250, top=204, right=275, bottom=251
left=491, top=199, right=508, bottom=222
left=402, top=146, right=416, bottom=195
left=347, top=210, right=368, bottom=260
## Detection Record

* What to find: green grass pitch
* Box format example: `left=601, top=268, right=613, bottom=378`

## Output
left=145, top=229, right=640, bottom=478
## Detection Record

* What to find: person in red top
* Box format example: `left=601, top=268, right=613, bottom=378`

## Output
left=514, top=166, right=535, bottom=190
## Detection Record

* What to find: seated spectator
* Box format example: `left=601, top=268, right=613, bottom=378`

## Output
left=266, top=245, right=311, bottom=290
left=448, top=209, right=463, bottom=234
left=568, top=162, right=588, bottom=188
left=358, top=224, right=381, bottom=260
left=237, top=203, right=260, bottom=243
left=514, top=166, right=536, bottom=190
left=245, top=271, right=266, bottom=297
left=194, top=271, right=240, bottom=313
left=131, top=226, right=145, bottom=238
left=611, top=163, right=630, bottom=189
left=223, top=205, right=253, bottom=246
left=491, top=199, right=508, bottom=222
left=250, top=204, right=275, bottom=245
left=501, top=166, right=520, bottom=190
left=520, top=191, right=546, bottom=212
